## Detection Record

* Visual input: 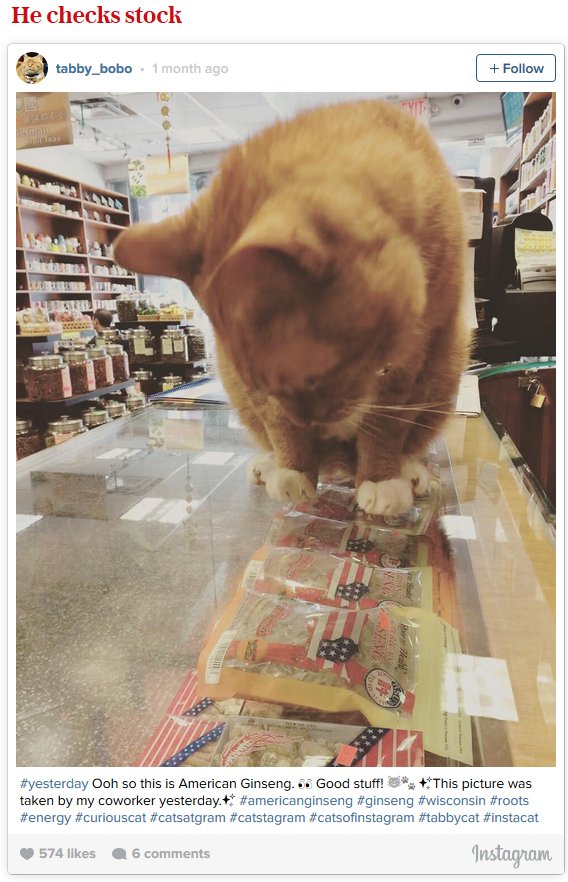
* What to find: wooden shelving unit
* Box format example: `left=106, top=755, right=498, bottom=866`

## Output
left=15, top=165, right=139, bottom=450
left=16, top=163, right=135, bottom=317
left=497, top=93, right=556, bottom=222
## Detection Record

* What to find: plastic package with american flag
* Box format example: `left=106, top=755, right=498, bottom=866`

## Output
left=290, top=480, right=440, bottom=535
left=209, top=715, right=424, bottom=767
left=265, top=511, right=432, bottom=569
left=198, top=589, right=420, bottom=726
left=243, top=546, right=433, bottom=611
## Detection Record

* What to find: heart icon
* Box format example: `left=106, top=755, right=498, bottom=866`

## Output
left=20, top=848, right=34, bottom=860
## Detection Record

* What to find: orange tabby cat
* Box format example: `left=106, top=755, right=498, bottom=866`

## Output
left=115, top=99, right=470, bottom=515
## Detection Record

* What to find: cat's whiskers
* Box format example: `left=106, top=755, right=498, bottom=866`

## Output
left=351, top=400, right=456, bottom=417
left=351, top=410, right=441, bottom=432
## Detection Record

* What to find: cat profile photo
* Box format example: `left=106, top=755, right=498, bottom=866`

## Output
left=115, top=100, right=470, bottom=517
left=16, top=52, right=48, bottom=85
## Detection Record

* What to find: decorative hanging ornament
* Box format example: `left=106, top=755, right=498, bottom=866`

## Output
left=157, top=92, right=172, bottom=169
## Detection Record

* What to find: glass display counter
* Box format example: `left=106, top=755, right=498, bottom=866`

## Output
left=15, top=400, right=555, bottom=767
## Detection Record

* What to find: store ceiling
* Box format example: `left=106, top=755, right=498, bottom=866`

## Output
left=64, top=91, right=505, bottom=166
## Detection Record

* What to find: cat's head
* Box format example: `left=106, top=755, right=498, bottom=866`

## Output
left=19, top=53, right=45, bottom=82
left=114, top=190, right=427, bottom=427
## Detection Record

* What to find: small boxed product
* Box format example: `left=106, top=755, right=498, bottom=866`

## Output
left=242, top=546, right=433, bottom=611
left=265, top=512, right=431, bottom=568
left=209, top=716, right=424, bottom=767
left=291, top=480, right=440, bottom=535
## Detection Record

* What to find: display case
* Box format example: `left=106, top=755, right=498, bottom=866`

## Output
left=15, top=400, right=555, bottom=767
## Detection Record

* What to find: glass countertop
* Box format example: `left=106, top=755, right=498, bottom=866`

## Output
left=15, top=402, right=555, bottom=767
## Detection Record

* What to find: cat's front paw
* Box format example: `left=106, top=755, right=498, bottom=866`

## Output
left=357, top=478, right=413, bottom=517
left=265, top=468, right=317, bottom=503
left=401, top=459, right=431, bottom=496
left=247, top=452, right=276, bottom=486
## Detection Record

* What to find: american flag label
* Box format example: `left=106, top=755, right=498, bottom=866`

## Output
left=328, top=560, right=373, bottom=601
left=306, top=608, right=367, bottom=672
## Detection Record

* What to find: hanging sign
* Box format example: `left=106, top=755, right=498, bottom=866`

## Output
left=128, top=154, right=189, bottom=197
left=16, top=92, right=73, bottom=149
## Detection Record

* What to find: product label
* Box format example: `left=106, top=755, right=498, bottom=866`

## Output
left=365, top=668, right=404, bottom=709
left=86, top=361, right=96, bottom=390
left=162, top=338, right=173, bottom=356
left=205, top=630, right=237, bottom=685
left=133, top=338, right=146, bottom=355
left=243, top=560, right=264, bottom=592
left=62, top=366, right=72, bottom=398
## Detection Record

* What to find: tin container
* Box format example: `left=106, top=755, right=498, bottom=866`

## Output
left=45, top=416, right=87, bottom=446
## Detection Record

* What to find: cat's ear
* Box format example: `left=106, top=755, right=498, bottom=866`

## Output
left=204, top=209, right=330, bottom=323
left=113, top=214, right=202, bottom=282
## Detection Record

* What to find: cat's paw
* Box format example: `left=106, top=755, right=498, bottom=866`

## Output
left=401, top=459, right=431, bottom=496
left=265, top=468, right=317, bottom=502
left=247, top=452, right=276, bottom=486
left=357, top=478, right=413, bottom=517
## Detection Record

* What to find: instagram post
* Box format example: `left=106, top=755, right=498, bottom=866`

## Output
left=9, top=43, right=562, bottom=875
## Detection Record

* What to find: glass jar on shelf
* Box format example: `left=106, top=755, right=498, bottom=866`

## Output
left=132, top=369, right=155, bottom=396
left=161, top=328, right=189, bottom=362
left=115, top=292, right=139, bottom=322
left=105, top=343, right=130, bottom=383
left=185, top=326, right=207, bottom=361
left=24, top=354, right=72, bottom=401
left=88, top=347, right=115, bottom=388
left=44, top=416, right=87, bottom=447
left=62, top=351, right=96, bottom=395
left=131, top=327, right=156, bottom=362
left=16, top=418, right=42, bottom=460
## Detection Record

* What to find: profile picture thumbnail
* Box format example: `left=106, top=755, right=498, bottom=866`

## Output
left=16, top=52, right=48, bottom=85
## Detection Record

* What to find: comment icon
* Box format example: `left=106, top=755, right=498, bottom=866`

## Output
left=112, top=848, right=127, bottom=861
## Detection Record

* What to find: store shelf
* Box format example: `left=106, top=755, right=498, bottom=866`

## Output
left=18, top=205, right=83, bottom=221
left=82, top=199, right=129, bottom=216
left=520, top=165, right=550, bottom=194
left=16, top=378, right=135, bottom=409
left=17, top=163, right=132, bottom=324
left=16, top=332, right=63, bottom=343
left=84, top=219, right=129, bottom=231
left=17, top=185, right=82, bottom=203
left=26, top=269, right=88, bottom=276
left=115, top=320, right=190, bottom=328
left=130, top=359, right=207, bottom=367
left=24, top=248, right=87, bottom=257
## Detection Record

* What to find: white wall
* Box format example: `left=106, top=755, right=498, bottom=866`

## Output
left=16, top=147, right=107, bottom=188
